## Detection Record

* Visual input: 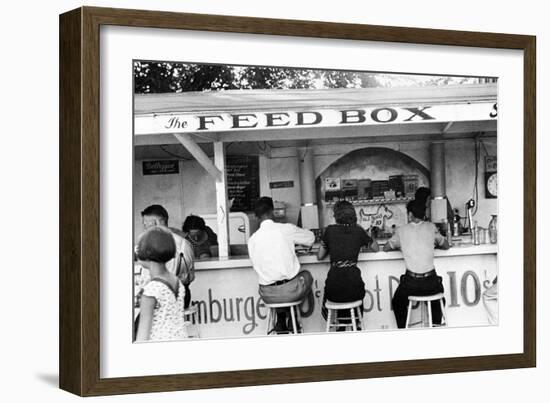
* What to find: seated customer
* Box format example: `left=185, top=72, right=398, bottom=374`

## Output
left=414, top=187, right=432, bottom=220
left=415, top=186, right=454, bottom=224
left=317, top=201, right=378, bottom=325
left=384, top=199, right=450, bottom=328
left=182, top=215, right=218, bottom=259
left=248, top=197, right=315, bottom=333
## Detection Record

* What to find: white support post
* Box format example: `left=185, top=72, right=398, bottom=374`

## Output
left=173, top=133, right=222, bottom=181
left=214, top=142, right=230, bottom=259
left=443, top=121, right=454, bottom=133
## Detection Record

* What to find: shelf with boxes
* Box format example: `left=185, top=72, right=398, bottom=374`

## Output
left=324, top=174, right=419, bottom=206
left=325, top=196, right=414, bottom=207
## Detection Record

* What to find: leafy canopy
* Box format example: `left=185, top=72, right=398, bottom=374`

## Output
left=134, top=61, right=482, bottom=94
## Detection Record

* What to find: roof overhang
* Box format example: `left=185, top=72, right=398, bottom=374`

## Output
left=134, top=84, right=497, bottom=144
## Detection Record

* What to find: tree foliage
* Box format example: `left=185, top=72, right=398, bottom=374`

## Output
left=134, top=61, right=386, bottom=93
left=134, top=61, right=484, bottom=94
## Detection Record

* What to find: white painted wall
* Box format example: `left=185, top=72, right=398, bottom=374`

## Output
left=446, top=139, right=498, bottom=228
left=134, top=161, right=185, bottom=238
left=134, top=137, right=497, bottom=235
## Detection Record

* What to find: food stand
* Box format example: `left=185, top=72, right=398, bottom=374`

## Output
left=134, top=83, right=498, bottom=338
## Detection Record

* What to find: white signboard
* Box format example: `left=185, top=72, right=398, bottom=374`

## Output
left=135, top=102, right=498, bottom=135
left=177, top=254, right=497, bottom=339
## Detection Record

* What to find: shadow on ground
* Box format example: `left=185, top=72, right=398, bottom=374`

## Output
left=35, top=373, right=58, bottom=388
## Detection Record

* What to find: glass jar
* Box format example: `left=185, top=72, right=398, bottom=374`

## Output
left=488, top=214, right=498, bottom=244
left=473, top=221, right=480, bottom=245
left=484, top=228, right=490, bottom=244
left=478, top=227, right=486, bottom=244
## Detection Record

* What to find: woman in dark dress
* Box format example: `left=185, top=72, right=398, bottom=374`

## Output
left=317, top=201, right=379, bottom=324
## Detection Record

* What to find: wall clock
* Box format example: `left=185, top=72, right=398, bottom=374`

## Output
left=485, top=156, right=497, bottom=198
left=485, top=171, right=498, bottom=198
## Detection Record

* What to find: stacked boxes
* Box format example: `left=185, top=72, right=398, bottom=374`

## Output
left=324, top=178, right=341, bottom=202
left=403, top=175, right=419, bottom=198
left=324, top=174, right=418, bottom=203
left=371, top=180, right=389, bottom=198
left=357, top=179, right=372, bottom=199
left=388, top=175, right=405, bottom=198
left=341, top=179, right=358, bottom=198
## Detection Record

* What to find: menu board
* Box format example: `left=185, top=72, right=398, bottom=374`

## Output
left=226, top=155, right=260, bottom=212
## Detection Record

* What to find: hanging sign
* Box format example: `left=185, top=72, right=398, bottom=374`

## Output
left=142, top=160, right=179, bottom=175
left=269, top=180, right=294, bottom=189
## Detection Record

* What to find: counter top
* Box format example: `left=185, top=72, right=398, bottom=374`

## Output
left=194, top=242, right=497, bottom=271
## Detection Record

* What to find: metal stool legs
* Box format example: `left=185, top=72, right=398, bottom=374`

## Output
left=325, top=300, right=364, bottom=332
left=405, top=300, right=413, bottom=328
left=405, top=293, right=447, bottom=329
left=289, top=305, right=298, bottom=334
left=183, top=305, right=201, bottom=338
left=264, top=301, right=303, bottom=335
left=326, top=309, right=332, bottom=332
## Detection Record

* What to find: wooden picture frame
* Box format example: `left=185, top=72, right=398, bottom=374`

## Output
left=59, top=6, right=536, bottom=396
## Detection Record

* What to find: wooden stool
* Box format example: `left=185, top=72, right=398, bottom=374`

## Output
left=405, top=293, right=447, bottom=328
left=325, top=300, right=364, bottom=332
left=264, top=300, right=303, bottom=335
left=183, top=305, right=201, bottom=338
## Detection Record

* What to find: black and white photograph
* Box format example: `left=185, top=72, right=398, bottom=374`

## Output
left=132, top=61, right=499, bottom=342
left=2, top=0, right=544, bottom=399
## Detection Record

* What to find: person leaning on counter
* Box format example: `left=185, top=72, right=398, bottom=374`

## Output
left=247, top=196, right=315, bottom=334
left=317, top=200, right=379, bottom=326
left=383, top=199, right=450, bottom=328
left=415, top=186, right=454, bottom=224
left=182, top=214, right=218, bottom=259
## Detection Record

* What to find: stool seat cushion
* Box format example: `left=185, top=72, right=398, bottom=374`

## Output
left=408, top=293, right=445, bottom=302
left=325, top=300, right=363, bottom=309
left=263, top=300, right=302, bottom=308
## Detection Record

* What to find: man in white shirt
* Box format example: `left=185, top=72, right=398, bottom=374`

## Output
left=248, top=197, right=315, bottom=333
left=384, top=199, right=450, bottom=328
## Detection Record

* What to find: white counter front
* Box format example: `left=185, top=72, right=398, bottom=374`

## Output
left=185, top=243, right=498, bottom=338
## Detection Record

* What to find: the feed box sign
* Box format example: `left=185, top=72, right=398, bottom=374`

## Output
left=135, top=103, right=498, bottom=135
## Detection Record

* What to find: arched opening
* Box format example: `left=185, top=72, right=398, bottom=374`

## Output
left=315, top=147, right=430, bottom=230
